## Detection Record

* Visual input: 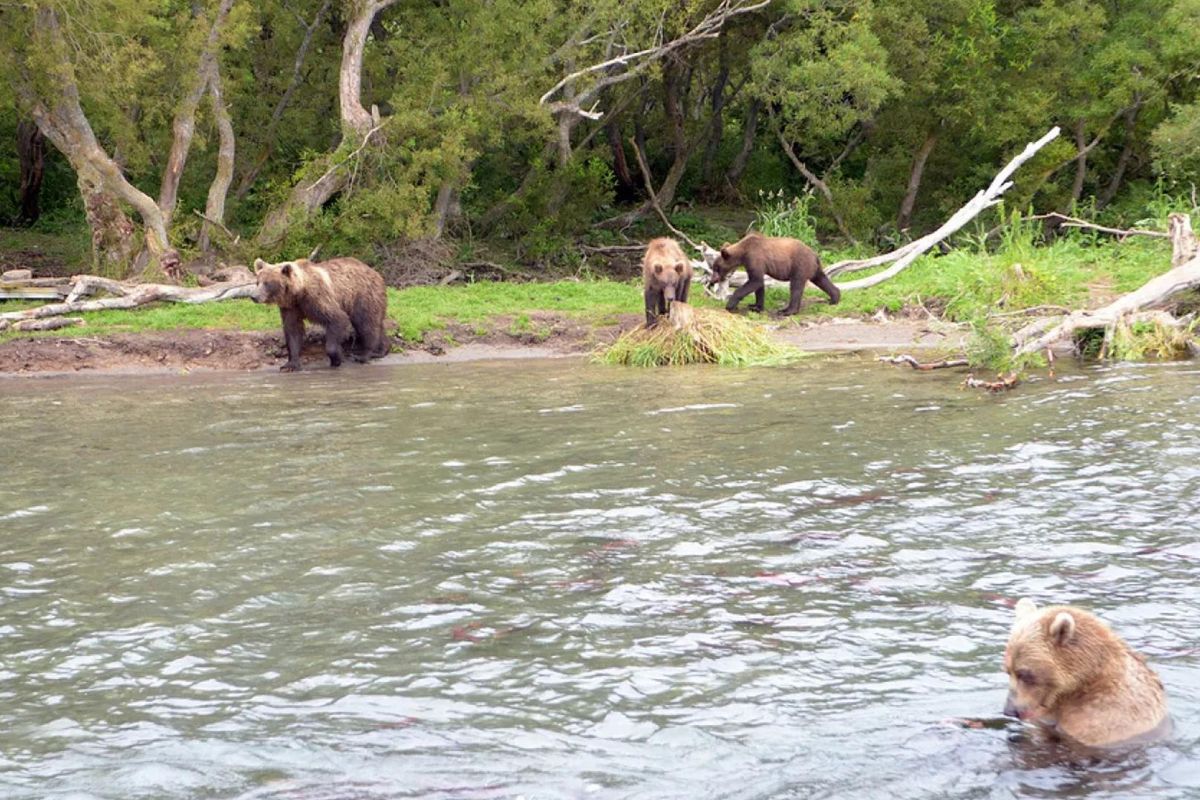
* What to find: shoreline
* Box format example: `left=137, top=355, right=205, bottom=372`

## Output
left=0, top=317, right=962, bottom=378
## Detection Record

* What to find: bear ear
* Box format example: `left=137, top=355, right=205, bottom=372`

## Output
left=675, top=263, right=685, bottom=274
left=1014, top=598, right=1038, bottom=621
left=654, top=264, right=663, bottom=274
left=281, top=263, right=293, bottom=277
left=720, top=245, right=731, bottom=259
left=253, top=257, right=267, bottom=272
left=1049, top=611, right=1076, bottom=646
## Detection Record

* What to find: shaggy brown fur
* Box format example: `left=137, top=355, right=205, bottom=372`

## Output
left=251, top=256, right=389, bottom=371
left=1003, top=598, right=1170, bottom=747
left=708, top=233, right=840, bottom=315
left=642, top=238, right=693, bottom=327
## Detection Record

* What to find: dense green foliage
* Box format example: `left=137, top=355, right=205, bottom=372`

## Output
left=1, top=0, right=1199, bottom=273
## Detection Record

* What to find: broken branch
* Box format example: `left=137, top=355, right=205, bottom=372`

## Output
left=830, top=127, right=1061, bottom=290
left=877, top=354, right=969, bottom=370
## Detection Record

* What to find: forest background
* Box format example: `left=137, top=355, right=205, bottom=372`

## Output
left=2, top=0, right=1199, bottom=288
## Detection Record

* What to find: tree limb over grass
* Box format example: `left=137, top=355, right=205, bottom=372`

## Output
left=1012, top=213, right=1200, bottom=358
left=827, top=127, right=1062, bottom=288
left=0, top=276, right=256, bottom=327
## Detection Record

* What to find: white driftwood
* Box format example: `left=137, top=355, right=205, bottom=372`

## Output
left=699, top=127, right=1061, bottom=300
left=832, top=127, right=1061, bottom=290
left=1013, top=253, right=1200, bottom=356
left=1170, top=212, right=1197, bottom=268
left=6, top=317, right=85, bottom=332
left=0, top=276, right=256, bottom=324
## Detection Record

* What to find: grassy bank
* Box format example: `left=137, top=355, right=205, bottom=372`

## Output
left=0, top=222, right=1186, bottom=359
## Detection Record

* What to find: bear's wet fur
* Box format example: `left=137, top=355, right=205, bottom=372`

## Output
left=251, top=256, right=389, bottom=372
left=642, top=237, right=692, bottom=327
left=1003, top=598, right=1170, bottom=748
left=708, top=233, right=840, bottom=315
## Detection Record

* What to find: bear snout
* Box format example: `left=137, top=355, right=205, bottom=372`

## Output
left=1003, top=691, right=1023, bottom=720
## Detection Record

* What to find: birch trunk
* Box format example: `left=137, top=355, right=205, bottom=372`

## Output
left=256, top=0, right=397, bottom=246
left=198, top=58, right=236, bottom=251
left=21, top=7, right=175, bottom=275
left=158, top=0, right=236, bottom=225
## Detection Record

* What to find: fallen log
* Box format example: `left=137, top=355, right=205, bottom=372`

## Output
left=963, top=373, right=1020, bottom=392
left=701, top=126, right=1061, bottom=299
left=13, top=317, right=85, bottom=332
left=0, top=276, right=256, bottom=324
left=1012, top=251, right=1200, bottom=357
left=831, top=127, right=1061, bottom=290
left=878, top=354, right=969, bottom=370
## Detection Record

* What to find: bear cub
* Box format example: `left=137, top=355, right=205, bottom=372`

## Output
left=1003, top=598, right=1170, bottom=747
left=251, top=256, right=389, bottom=372
left=642, top=237, right=692, bottom=327
left=707, top=233, right=840, bottom=315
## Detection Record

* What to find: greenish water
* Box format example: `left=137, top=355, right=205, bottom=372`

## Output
left=0, top=359, right=1198, bottom=799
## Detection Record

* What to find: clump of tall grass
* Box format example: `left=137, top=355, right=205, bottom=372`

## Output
left=596, top=305, right=806, bottom=367
left=754, top=189, right=818, bottom=242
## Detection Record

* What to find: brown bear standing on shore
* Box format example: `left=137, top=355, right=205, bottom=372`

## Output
left=642, top=237, right=693, bottom=327
left=1003, top=598, right=1170, bottom=747
left=251, top=256, right=389, bottom=372
left=707, top=233, right=840, bottom=315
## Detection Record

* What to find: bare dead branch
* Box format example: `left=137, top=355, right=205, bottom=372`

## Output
left=1029, top=212, right=1170, bottom=240
left=877, top=354, right=969, bottom=370
left=629, top=137, right=700, bottom=251
left=1, top=277, right=256, bottom=324
left=829, top=127, right=1062, bottom=289
left=963, top=373, right=1020, bottom=392
left=539, top=0, right=770, bottom=115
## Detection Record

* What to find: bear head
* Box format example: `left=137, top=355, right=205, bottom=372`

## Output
left=707, top=242, right=738, bottom=285
left=251, top=258, right=302, bottom=307
left=1003, top=599, right=1120, bottom=725
left=644, top=240, right=690, bottom=302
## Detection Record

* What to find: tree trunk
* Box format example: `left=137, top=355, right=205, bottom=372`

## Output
left=433, top=182, right=458, bottom=239
left=79, top=171, right=139, bottom=272
left=234, top=0, right=332, bottom=200
left=725, top=98, right=759, bottom=188
left=255, top=0, right=396, bottom=246
left=1097, top=98, right=1142, bottom=210
left=776, top=128, right=855, bottom=241
left=20, top=7, right=176, bottom=276
left=15, top=119, right=45, bottom=225
left=1070, top=119, right=1088, bottom=205
left=701, top=46, right=730, bottom=188
left=606, top=119, right=634, bottom=191
left=896, top=132, right=936, bottom=231
left=663, top=60, right=687, bottom=164
left=158, top=0, right=236, bottom=225
left=198, top=58, right=236, bottom=252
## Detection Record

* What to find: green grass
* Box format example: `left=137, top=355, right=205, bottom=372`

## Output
left=596, top=306, right=807, bottom=367
left=0, top=280, right=650, bottom=343
left=0, top=226, right=91, bottom=273
left=0, top=226, right=1184, bottom=366
left=799, top=234, right=1174, bottom=322
left=390, top=280, right=642, bottom=342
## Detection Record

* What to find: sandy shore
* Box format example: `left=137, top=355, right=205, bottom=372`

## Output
left=0, top=316, right=964, bottom=377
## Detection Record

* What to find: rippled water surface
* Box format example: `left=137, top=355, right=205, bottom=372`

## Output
left=2, top=358, right=1199, bottom=799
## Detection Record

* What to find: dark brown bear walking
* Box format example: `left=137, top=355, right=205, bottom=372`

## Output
left=707, top=233, right=840, bottom=315
left=251, top=256, right=389, bottom=371
left=642, top=237, right=693, bottom=327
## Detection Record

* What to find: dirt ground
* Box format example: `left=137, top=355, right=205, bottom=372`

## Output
left=0, top=312, right=961, bottom=377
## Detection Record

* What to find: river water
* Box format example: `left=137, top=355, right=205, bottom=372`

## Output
left=1, top=358, right=1198, bottom=799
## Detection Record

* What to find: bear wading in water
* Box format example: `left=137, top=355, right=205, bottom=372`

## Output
left=642, top=237, right=693, bottom=327
left=251, top=257, right=389, bottom=372
left=707, top=233, right=840, bottom=315
left=1003, top=598, right=1170, bottom=748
